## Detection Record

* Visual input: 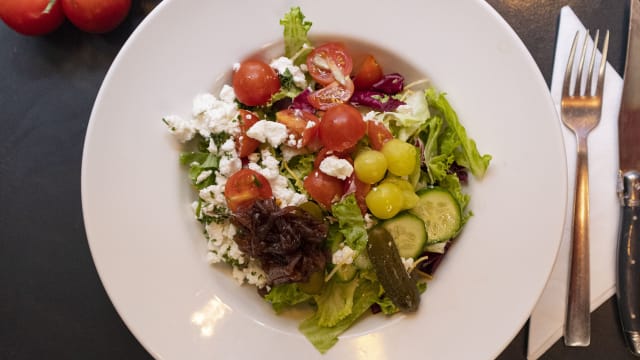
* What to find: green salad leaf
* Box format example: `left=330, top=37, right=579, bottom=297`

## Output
left=299, top=277, right=379, bottom=353
left=179, top=151, right=219, bottom=189
left=425, top=89, right=492, bottom=178
left=330, top=195, right=368, bottom=254
left=280, top=7, right=312, bottom=62
left=381, top=90, right=431, bottom=141
left=264, top=283, right=313, bottom=313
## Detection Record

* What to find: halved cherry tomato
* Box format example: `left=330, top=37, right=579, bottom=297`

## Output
left=0, top=0, right=65, bottom=36
left=367, top=120, right=394, bottom=150
left=308, top=78, right=354, bottom=111
left=224, top=169, right=273, bottom=212
left=353, top=55, right=384, bottom=90
left=232, top=60, right=280, bottom=106
left=306, top=43, right=353, bottom=86
left=303, top=169, right=344, bottom=209
left=236, top=110, right=261, bottom=157
left=318, top=103, right=366, bottom=152
left=275, top=109, right=320, bottom=148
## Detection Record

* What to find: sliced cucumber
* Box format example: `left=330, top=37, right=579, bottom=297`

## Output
left=381, top=212, right=427, bottom=259
left=409, top=187, right=461, bottom=243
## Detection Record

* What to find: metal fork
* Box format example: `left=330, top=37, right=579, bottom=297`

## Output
left=561, top=29, right=610, bottom=347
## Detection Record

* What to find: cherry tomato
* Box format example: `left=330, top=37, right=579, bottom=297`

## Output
left=353, top=55, right=384, bottom=90
left=367, top=120, right=393, bottom=150
left=224, top=169, right=273, bottom=212
left=303, top=169, right=345, bottom=209
left=344, top=175, right=371, bottom=215
left=308, top=78, right=354, bottom=111
left=275, top=109, right=320, bottom=148
left=232, top=60, right=280, bottom=107
left=236, top=110, right=261, bottom=157
left=61, top=0, right=131, bottom=34
left=306, top=43, right=353, bottom=86
left=318, top=103, right=366, bottom=152
left=0, top=0, right=65, bottom=36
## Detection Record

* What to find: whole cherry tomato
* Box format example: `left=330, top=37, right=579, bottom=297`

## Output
left=318, top=103, right=366, bottom=152
left=0, top=0, right=65, bottom=36
left=61, top=0, right=131, bottom=34
left=232, top=60, right=281, bottom=107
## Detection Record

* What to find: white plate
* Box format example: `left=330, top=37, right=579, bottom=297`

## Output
left=81, top=0, right=567, bottom=358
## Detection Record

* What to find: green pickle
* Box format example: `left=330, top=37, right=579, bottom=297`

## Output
left=366, top=226, right=420, bottom=312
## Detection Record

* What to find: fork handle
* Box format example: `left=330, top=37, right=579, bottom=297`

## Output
left=565, top=136, right=591, bottom=346
left=616, top=170, right=640, bottom=355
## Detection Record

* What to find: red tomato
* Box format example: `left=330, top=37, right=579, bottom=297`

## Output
left=276, top=109, right=320, bottom=148
left=224, top=169, right=273, bottom=212
left=318, top=103, right=366, bottom=152
left=61, top=0, right=130, bottom=34
left=232, top=60, right=281, bottom=107
left=353, top=55, right=384, bottom=90
left=0, top=0, right=65, bottom=36
left=303, top=169, right=345, bottom=209
left=367, top=120, right=394, bottom=150
left=306, top=43, right=353, bottom=86
left=236, top=110, right=261, bottom=157
left=308, top=78, right=354, bottom=111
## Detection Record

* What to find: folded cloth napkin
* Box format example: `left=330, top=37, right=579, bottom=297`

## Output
left=526, top=6, right=623, bottom=360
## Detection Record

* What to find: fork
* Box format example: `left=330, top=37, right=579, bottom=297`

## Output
left=561, top=29, right=610, bottom=347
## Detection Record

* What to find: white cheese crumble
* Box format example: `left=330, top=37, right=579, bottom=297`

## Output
left=247, top=149, right=307, bottom=207
left=269, top=56, right=307, bottom=88
left=332, top=245, right=356, bottom=265
left=163, top=115, right=195, bottom=143
left=246, top=120, right=288, bottom=147
left=319, top=155, right=354, bottom=180
left=195, top=170, right=213, bottom=184
left=401, top=257, right=415, bottom=272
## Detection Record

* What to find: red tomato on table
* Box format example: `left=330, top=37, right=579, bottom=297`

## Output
left=61, top=0, right=131, bottom=34
left=224, top=169, right=273, bottom=212
left=0, top=0, right=65, bottom=36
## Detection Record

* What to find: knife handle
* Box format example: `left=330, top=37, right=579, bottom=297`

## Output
left=617, top=170, right=640, bottom=355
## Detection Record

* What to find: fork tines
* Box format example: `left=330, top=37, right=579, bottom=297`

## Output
left=563, top=29, right=610, bottom=97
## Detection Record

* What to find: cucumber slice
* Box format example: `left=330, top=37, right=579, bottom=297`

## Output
left=409, top=187, right=461, bottom=243
left=381, top=212, right=427, bottom=258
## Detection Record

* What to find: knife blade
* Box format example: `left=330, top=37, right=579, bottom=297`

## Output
left=617, top=0, right=640, bottom=355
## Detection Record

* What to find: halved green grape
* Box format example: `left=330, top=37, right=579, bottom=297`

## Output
left=354, top=150, right=387, bottom=184
left=380, top=139, right=417, bottom=176
left=365, top=182, right=404, bottom=219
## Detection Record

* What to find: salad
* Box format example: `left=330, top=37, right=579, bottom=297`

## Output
left=163, top=7, right=491, bottom=353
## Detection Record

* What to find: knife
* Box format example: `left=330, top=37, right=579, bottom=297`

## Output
left=617, top=0, right=640, bottom=356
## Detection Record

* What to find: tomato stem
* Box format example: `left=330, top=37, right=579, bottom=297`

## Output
left=43, top=0, right=57, bottom=14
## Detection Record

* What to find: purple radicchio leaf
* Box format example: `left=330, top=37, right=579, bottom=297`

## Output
left=350, top=90, right=405, bottom=112
left=290, top=88, right=315, bottom=113
left=371, top=73, right=404, bottom=94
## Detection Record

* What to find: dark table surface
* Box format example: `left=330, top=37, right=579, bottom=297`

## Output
left=0, top=0, right=635, bottom=359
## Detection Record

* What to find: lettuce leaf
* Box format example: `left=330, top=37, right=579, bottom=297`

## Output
left=425, top=89, right=491, bottom=178
left=330, top=195, right=368, bottom=254
left=312, top=277, right=359, bottom=327
left=264, top=283, right=313, bottom=313
left=381, top=90, right=431, bottom=141
left=280, top=7, right=312, bottom=62
left=299, top=277, right=379, bottom=353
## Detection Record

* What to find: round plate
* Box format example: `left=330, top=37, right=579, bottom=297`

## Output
left=81, top=0, right=567, bottom=358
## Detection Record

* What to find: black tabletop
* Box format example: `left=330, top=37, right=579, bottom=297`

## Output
left=0, top=1, right=634, bottom=359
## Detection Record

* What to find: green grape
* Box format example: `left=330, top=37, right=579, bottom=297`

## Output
left=382, top=177, right=419, bottom=209
left=354, top=150, right=388, bottom=184
left=380, top=139, right=417, bottom=176
left=365, top=182, right=404, bottom=219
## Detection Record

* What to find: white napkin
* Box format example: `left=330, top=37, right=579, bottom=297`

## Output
left=526, top=6, right=623, bottom=360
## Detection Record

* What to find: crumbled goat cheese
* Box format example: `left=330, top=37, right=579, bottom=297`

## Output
left=246, top=120, right=288, bottom=147
left=401, top=257, right=415, bottom=272
left=269, top=56, right=307, bottom=88
left=163, top=115, right=195, bottom=143
left=319, top=155, right=354, bottom=180
left=248, top=149, right=307, bottom=207
left=332, top=245, right=356, bottom=265
left=196, top=170, right=213, bottom=184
